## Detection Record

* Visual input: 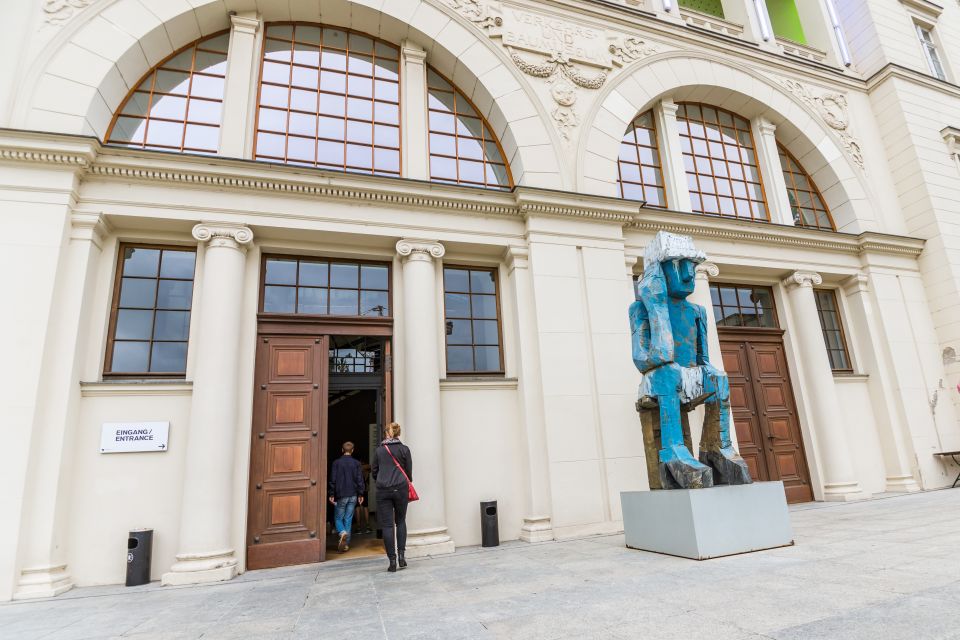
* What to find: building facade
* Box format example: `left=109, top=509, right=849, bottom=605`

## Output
left=2, top=0, right=960, bottom=600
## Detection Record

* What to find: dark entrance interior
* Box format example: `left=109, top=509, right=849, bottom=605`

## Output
left=326, top=336, right=387, bottom=559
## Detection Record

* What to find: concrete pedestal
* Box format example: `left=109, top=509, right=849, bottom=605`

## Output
left=621, top=482, right=793, bottom=560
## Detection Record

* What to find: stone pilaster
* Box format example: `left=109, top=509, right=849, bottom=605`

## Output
left=400, top=41, right=430, bottom=180
left=782, top=271, right=865, bottom=501
left=506, top=246, right=554, bottom=542
left=752, top=117, right=794, bottom=226
left=395, top=239, right=455, bottom=556
left=655, top=100, right=693, bottom=213
left=162, top=223, right=253, bottom=586
left=218, top=13, right=263, bottom=159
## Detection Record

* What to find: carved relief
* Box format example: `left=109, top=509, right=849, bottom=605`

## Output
left=780, top=79, right=865, bottom=170
left=608, top=36, right=657, bottom=66
left=43, top=0, right=94, bottom=25
left=442, top=0, right=502, bottom=30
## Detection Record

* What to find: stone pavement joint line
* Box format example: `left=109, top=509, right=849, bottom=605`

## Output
left=2, top=489, right=960, bottom=639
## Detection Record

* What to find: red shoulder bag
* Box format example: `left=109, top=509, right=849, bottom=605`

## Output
left=385, top=444, right=419, bottom=502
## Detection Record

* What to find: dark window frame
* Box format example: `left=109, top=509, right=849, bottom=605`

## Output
left=258, top=254, right=393, bottom=319
left=618, top=109, right=668, bottom=208
left=813, top=288, right=853, bottom=373
left=104, top=242, right=198, bottom=378
left=442, top=265, right=505, bottom=376
left=777, top=143, right=836, bottom=231
left=710, top=283, right=780, bottom=329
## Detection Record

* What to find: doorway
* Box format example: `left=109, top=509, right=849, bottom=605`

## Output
left=711, top=283, right=814, bottom=504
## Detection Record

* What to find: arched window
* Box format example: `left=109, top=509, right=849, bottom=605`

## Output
left=778, top=144, right=835, bottom=231
left=106, top=32, right=229, bottom=153
left=677, top=103, right=768, bottom=221
left=254, top=24, right=401, bottom=176
left=426, top=68, right=512, bottom=189
left=618, top=110, right=666, bottom=207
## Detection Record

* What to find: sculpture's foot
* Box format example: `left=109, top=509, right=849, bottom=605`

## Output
left=660, top=457, right=714, bottom=489
left=700, top=447, right=753, bottom=485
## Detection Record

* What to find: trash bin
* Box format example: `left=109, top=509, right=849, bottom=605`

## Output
left=480, top=500, right=499, bottom=548
left=126, top=529, right=153, bottom=586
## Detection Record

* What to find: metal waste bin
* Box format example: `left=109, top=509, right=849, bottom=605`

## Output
left=480, top=500, right=499, bottom=547
left=126, top=529, right=153, bottom=586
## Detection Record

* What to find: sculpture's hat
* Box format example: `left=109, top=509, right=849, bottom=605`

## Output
left=642, top=231, right=707, bottom=272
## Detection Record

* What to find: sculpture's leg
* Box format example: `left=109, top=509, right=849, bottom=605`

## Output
left=652, top=367, right=713, bottom=489
left=698, top=369, right=752, bottom=485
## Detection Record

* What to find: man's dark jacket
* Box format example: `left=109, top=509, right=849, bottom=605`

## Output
left=329, top=455, right=365, bottom=499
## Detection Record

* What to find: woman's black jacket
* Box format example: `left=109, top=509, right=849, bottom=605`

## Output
left=371, top=438, right=412, bottom=490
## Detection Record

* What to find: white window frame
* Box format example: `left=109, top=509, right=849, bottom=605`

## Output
left=914, top=21, right=948, bottom=81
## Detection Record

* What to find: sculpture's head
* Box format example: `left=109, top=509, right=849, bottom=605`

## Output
left=662, top=259, right=697, bottom=299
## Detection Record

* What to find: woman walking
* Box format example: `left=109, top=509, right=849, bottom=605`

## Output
left=371, top=422, right=412, bottom=572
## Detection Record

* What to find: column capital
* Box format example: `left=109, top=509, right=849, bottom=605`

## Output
left=70, top=211, right=111, bottom=248
left=842, top=273, right=869, bottom=295
left=505, top=245, right=530, bottom=272
left=625, top=251, right=642, bottom=277
left=192, top=223, right=254, bottom=250
left=695, top=261, right=719, bottom=281
left=229, top=12, right=261, bottom=35
left=401, top=39, right=427, bottom=63
left=782, top=270, right=823, bottom=290
left=660, top=98, right=679, bottom=116
left=396, top=239, right=445, bottom=262
left=755, top=116, right=777, bottom=136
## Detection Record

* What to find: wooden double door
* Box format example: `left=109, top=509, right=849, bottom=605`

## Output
left=720, top=328, right=814, bottom=503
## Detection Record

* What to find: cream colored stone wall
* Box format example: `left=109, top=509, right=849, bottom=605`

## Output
left=3, top=0, right=960, bottom=599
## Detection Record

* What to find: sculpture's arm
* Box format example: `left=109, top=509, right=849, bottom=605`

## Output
left=694, top=302, right=711, bottom=366
left=630, top=298, right=673, bottom=372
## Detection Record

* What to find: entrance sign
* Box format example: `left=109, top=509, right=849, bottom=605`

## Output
left=100, top=422, right=169, bottom=453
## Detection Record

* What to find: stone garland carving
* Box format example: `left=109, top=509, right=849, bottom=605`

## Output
left=43, top=0, right=94, bottom=25
left=608, top=36, right=657, bottom=67
left=780, top=79, right=865, bottom=171
left=442, top=0, right=503, bottom=30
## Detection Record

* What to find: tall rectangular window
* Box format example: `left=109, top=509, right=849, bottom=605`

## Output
left=106, top=245, right=197, bottom=376
left=916, top=24, right=947, bottom=81
left=443, top=267, right=503, bottom=374
left=814, top=289, right=852, bottom=372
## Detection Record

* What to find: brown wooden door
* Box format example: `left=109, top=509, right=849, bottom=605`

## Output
left=247, top=335, right=328, bottom=569
left=720, top=329, right=813, bottom=503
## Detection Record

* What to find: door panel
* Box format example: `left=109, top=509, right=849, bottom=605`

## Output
left=248, top=335, right=327, bottom=570
left=720, top=329, right=813, bottom=504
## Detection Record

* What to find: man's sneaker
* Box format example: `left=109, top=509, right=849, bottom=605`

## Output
left=338, top=531, right=347, bottom=552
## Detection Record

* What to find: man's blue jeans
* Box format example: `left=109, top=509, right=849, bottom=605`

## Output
left=334, top=496, right=358, bottom=543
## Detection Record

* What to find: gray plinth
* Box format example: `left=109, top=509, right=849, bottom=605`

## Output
left=621, top=482, right=793, bottom=560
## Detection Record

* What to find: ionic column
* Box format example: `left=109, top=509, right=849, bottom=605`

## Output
left=218, top=13, right=263, bottom=158
left=752, top=117, right=794, bottom=226
left=400, top=41, right=430, bottom=180
left=782, top=271, right=864, bottom=501
left=162, top=223, right=253, bottom=586
left=507, top=247, right=553, bottom=542
left=13, top=212, right=110, bottom=600
left=395, top=239, right=455, bottom=556
left=842, top=274, right=920, bottom=492
left=691, top=262, right=724, bottom=372
left=655, top=100, right=693, bottom=213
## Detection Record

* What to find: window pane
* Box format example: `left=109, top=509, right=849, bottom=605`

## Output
left=116, top=309, right=154, bottom=340
left=263, top=285, right=296, bottom=312
left=445, top=319, right=472, bottom=345
left=330, top=289, right=358, bottom=315
left=124, top=247, right=160, bottom=277
left=112, top=341, right=150, bottom=373
left=618, top=110, right=666, bottom=208
left=473, top=320, right=499, bottom=345
left=119, top=278, right=157, bottom=308
left=330, top=263, right=359, bottom=288
left=474, top=346, right=501, bottom=372
left=471, top=294, right=497, bottom=319
left=446, top=346, right=473, bottom=372
left=445, top=292, right=470, bottom=317
left=154, top=310, right=191, bottom=340
left=151, top=342, right=188, bottom=373
left=361, top=265, right=389, bottom=289
left=156, top=280, right=193, bottom=310
left=444, top=268, right=470, bottom=293
left=160, top=250, right=196, bottom=278
left=298, top=287, right=328, bottom=314
left=265, top=259, right=298, bottom=284
left=360, top=290, right=389, bottom=317
left=470, top=270, right=496, bottom=294
left=299, top=261, right=328, bottom=286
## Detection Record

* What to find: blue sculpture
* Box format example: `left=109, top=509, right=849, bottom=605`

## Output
left=630, top=231, right=752, bottom=490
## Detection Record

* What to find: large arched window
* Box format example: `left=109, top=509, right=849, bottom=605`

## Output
left=617, top=110, right=666, bottom=207
left=677, top=103, right=768, bottom=221
left=106, top=32, right=229, bottom=153
left=254, top=24, right=401, bottom=176
left=426, top=68, right=512, bottom=189
left=778, top=144, right=835, bottom=231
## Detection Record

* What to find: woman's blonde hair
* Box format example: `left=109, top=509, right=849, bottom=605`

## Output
left=385, top=422, right=401, bottom=439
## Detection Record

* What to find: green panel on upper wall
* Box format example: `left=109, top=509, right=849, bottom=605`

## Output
left=766, top=0, right=806, bottom=44
left=678, top=0, right=725, bottom=19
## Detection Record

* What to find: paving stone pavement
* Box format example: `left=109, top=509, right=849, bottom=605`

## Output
left=3, top=489, right=960, bottom=640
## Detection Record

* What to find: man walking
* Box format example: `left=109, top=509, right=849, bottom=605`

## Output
left=329, top=442, right=365, bottom=553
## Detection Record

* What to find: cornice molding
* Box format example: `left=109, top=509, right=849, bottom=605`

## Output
left=80, top=381, right=193, bottom=397
left=866, top=63, right=960, bottom=99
